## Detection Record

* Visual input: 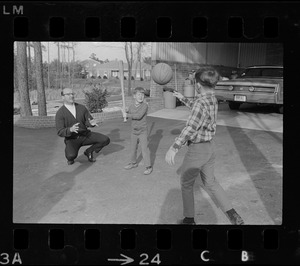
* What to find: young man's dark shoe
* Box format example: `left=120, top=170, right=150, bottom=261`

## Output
left=226, top=208, right=244, bottom=225
left=84, top=151, right=96, bottom=162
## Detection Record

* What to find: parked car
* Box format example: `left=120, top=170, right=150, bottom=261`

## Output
left=214, top=65, right=283, bottom=113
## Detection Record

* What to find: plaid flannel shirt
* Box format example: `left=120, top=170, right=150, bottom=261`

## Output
left=172, top=92, right=218, bottom=150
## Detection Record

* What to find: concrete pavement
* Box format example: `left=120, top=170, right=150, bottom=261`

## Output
left=13, top=104, right=282, bottom=225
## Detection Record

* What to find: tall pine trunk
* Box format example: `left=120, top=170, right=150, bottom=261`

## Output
left=34, top=42, right=47, bottom=116
left=27, top=42, right=34, bottom=102
left=56, top=42, right=60, bottom=89
left=47, top=42, right=50, bottom=89
left=58, top=43, right=62, bottom=89
left=68, top=42, right=71, bottom=86
left=62, top=43, right=65, bottom=88
left=17, top=42, right=32, bottom=116
left=27, top=42, right=31, bottom=87
left=72, top=43, right=75, bottom=87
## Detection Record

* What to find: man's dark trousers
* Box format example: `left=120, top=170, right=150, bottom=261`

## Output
left=64, top=131, right=110, bottom=161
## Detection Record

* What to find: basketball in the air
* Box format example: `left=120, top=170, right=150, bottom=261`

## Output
left=151, top=63, right=173, bottom=85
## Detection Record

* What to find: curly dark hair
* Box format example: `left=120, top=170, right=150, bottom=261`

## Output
left=195, top=66, right=220, bottom=88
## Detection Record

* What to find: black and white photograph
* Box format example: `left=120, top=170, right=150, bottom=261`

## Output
left=13, top=42, right=283, bottom=225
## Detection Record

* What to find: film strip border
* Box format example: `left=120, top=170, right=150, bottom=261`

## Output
left=2, top=2, right=299, bottom=41
left=6, top=226, right=300, bottom=264
left=13, top=15, right=280, bottom=40
left=2, top=1, right=300, bottom=265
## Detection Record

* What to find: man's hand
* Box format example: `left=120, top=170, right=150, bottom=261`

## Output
left=173, top=91, right=184, bottom=100
left=89, top=118, right=101, bottom=127
left=70, top=122, right=80, bottom=133
left=165, top=146, right=178, bottom=165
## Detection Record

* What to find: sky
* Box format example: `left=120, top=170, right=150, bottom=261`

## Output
left=41, top=42, right=152, bottom=63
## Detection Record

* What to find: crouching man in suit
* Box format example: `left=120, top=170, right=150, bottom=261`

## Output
left=55, top=88, right=110, bottom=165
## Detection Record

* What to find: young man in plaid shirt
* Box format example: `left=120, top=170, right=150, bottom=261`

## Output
left=165, top=66, right=244, bottom=225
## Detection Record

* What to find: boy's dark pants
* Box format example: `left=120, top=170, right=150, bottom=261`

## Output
left=64, top=132, right=110, bottom=161
left=180, top=139, right=232, bottom=218
left=130, top=131, right=151, bottom=167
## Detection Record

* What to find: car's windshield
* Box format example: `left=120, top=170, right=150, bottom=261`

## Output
left=240, top=68, right=283, bottom=78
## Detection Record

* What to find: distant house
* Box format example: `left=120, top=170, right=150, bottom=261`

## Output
left=80, top=58, right=102, bottom=78
left=79, top=59, right=151, bottom=80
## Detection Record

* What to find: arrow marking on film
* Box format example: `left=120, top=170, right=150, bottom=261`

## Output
left=107, top=254, right=134, bottom=265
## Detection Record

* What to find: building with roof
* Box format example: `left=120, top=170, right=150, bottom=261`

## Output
left=80, top=59, right=152, bottom=80
left=80, top=58, right=102, bottom=77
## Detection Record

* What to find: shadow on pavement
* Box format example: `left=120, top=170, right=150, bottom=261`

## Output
left=37, top=163, right=90, bottom=221
left=106, top=128, right=125, bottom=142
left=226, top=126, right=282, bottom=224
left=148, top=129, right=164, bottom=166
left=14, top=163, right=90, bottom=223
left=243, top=112, right=282, bottom=144
left=100, top=143, right=124, bottom=156
left=237, top=103, right=279, bottom=114
left=135, top=122, right=164, bottom=166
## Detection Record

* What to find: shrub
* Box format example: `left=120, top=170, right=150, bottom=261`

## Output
left=84, top=84, right=108, bottom=113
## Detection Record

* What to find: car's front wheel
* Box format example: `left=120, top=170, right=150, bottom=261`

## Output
left=228, top=101, right=241, bottom=110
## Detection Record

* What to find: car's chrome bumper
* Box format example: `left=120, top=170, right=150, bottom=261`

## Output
left=215, top=91, right=283, bottom=104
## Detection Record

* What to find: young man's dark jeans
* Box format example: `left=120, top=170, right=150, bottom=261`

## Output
left=180, top=139, right=232, bottom=218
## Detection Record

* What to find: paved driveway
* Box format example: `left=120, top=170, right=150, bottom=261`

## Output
left=13, top=107, right=282, bottom=225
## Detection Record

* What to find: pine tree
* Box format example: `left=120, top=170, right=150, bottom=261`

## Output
left=34, top=42, right=47, bottom=116
left=16, top=42, right=32, bottom=116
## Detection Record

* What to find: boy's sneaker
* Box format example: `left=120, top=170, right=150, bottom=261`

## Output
left=144, top=166, right=153, bottom=175
left=124, top=162, right=138, bottom=169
